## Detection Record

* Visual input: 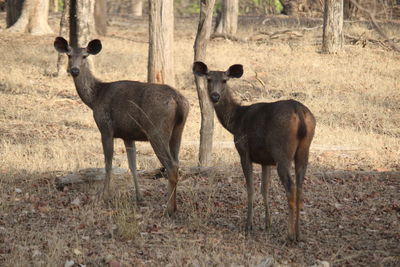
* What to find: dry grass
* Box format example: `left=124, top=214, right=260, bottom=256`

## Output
left=0, top=13, right=399, bottom=266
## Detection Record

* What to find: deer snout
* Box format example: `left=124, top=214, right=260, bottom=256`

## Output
left=70, top=67, right=80, bottom=77
left=210, top=92, right=220, bottom=103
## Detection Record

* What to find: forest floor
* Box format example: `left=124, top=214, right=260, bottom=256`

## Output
left=0, top=13, right=399, bottom=266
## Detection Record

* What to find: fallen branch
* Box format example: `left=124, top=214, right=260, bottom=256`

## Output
left=55, top=166, right=215, bottom=190
left=210, top=33, right=245, bottom=42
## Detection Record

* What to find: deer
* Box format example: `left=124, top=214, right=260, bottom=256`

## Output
left=193, top=61, right=316, bottom=241
left=54, top=37, right=189, bottom=216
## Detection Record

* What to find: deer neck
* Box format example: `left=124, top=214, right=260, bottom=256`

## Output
left=72, top=61, right=99, bottom=109
left=213, top=89, right=241, bottom=134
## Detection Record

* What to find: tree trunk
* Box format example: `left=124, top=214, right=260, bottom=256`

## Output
left=6, top=0, right=24, bottom=27
left=57, top=0, right=70, bottom=77
left=7, top=0, right=53, bottom=35
left=70, top=0, right=96, bottom=71
left=131, top=0, right=143, bottom=16
left=148, top=0, right=175, bottom=87
left=95, top=0, right=107, bottom=36
left=322, top=0, right=343, bottom=53
left=215, top=0, right=238, bottom=36
left=194, top=0, right=216, bottom=167
left=49, top=0, right=59, bottom=12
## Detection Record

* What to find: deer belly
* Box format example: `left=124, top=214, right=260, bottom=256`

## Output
left=249, top=145, right=276, bottom=165
left=113, top=128, right=148, bottom=141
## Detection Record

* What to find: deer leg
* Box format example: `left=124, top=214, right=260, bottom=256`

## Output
left=101, top=133, right=114, bottom=200
left=294, top=147, right=309, bottom=241
left=276, top=161, right=296, bottom=242
left=124, top=140, right=142, bottom=202
left=149, top=138, right=178, bottom=216
left=169, top=122, right=185, bottom=163
left=261, top=165, right=272, bottom=231
left=238, top=151, right=254, bottom=233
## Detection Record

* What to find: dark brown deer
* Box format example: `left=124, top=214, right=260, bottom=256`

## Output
left=54, top=37, right=189, bottom=216
left=193, top=61, right=316, bottom=241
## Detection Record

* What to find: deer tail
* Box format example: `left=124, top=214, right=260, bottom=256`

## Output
left=296, top=105, right=307, bottom=139
left=175, top=95, right=189, bottom=125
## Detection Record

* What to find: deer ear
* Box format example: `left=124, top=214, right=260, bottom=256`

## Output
left=226, top=64, right=243, bottom=78
left=87, top=39, right=102, bottom=55
left=54, top=37, right=70, bottom=53
left=193, top=61, right=209, bottom=76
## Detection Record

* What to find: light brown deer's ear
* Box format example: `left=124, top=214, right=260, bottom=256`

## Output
left=54, top=37, right=70, bottom=53
left=87, top=39, right=102, bottom=55
left=226, top=64, right=243, bottom=78
left=193, top=61, right=209, bottom=76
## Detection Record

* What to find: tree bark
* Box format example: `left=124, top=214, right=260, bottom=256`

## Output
left=95, top=0, right=107, bottom=36
left=7, top=0, right=53, bottom=35
left=215, top=0, right=238, bottom=35
left=49, top=0, right=59, bottom=12
left=57, top=0, right=70, bottom=77
left=194, top=0, right=216, bottom=167
left=148, top=0, right=175, bottom=87
left=70, top=0, right=96, bottom=70
left=322, top=0, right=343, bottom=53
left=131, top=0, right=143, bottom=16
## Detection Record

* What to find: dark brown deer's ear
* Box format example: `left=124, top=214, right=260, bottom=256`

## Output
left=54, top=37, right=70, bottom=53
left=87, top=39, right=102, bottom=55
left=226, top=64, right=243, bottom=78
left=193, top=61, right=209, bottom=76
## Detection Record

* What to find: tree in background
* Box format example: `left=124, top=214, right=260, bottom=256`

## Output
left=322, top=0, right=343, bottom=53
left=69, top=0, right=96, bottom=70
left=148, top=0, right=175, bottom=87
left=215, top=0, right=238, bottom=36
left=131, top=0, right=143, bottom=16
left=6, top=0, right=53, bottom=35
left=193, top=0, right=216, bottom=167
left=57, top=0, right=70, bottom=77
left=95, top=0, right=107, bottom=35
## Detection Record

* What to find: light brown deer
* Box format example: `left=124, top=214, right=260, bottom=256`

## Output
left=54, top=37, right=189, bottom=215
left=193, top=61, right=316, bottom=241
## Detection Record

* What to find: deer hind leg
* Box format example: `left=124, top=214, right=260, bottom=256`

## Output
left=101, top=133, right=114, bottom=201
left=261, top=165, right=272, bottom=231
left=294, top=145, right=310, bottom=241
left=124, top=140, right=142, bottom=202
left=169, top=120, right=186, bottom=163
left=276, top=160, right=296, bottom=242
left=149, top=136, right=178, bottom=216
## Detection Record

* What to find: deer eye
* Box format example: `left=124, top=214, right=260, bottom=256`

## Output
left=82, top=55, right=88, bottom=59
left=222, top=80, right=227, bottom=84
left=207, top=79, right=212, bottom=83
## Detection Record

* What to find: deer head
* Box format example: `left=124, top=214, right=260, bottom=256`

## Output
left=54, top=37, right=102, bottom=77
left=193, top=61, right=243, bottom=104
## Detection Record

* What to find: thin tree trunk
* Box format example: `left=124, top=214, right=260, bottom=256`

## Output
left=322, top=0, right=343, bottom=53
left=95, top=0, right=107, bottom=36
left=131, top=0, right=143, bottom=16
left=148, top=0, right=175, bottom=87
left=57, top=0, right=70, bottom=77
left=7, top=0, right=53, bottom=35
left=194, top=0, right=216, bottom=167
left=215, top=0, right=238, bottom=35
left=70, top=0, right=96, bottom=71
left=49, top=0, right=59, bottom=12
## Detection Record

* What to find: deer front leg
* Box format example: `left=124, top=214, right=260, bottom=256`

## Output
left=261, top=165, right=272, bottom=231
left=238, top=149, right=254, bottom=233
left=124, top=140, right=142, bottom=202
left=101, top=133, right=114, bottom=201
